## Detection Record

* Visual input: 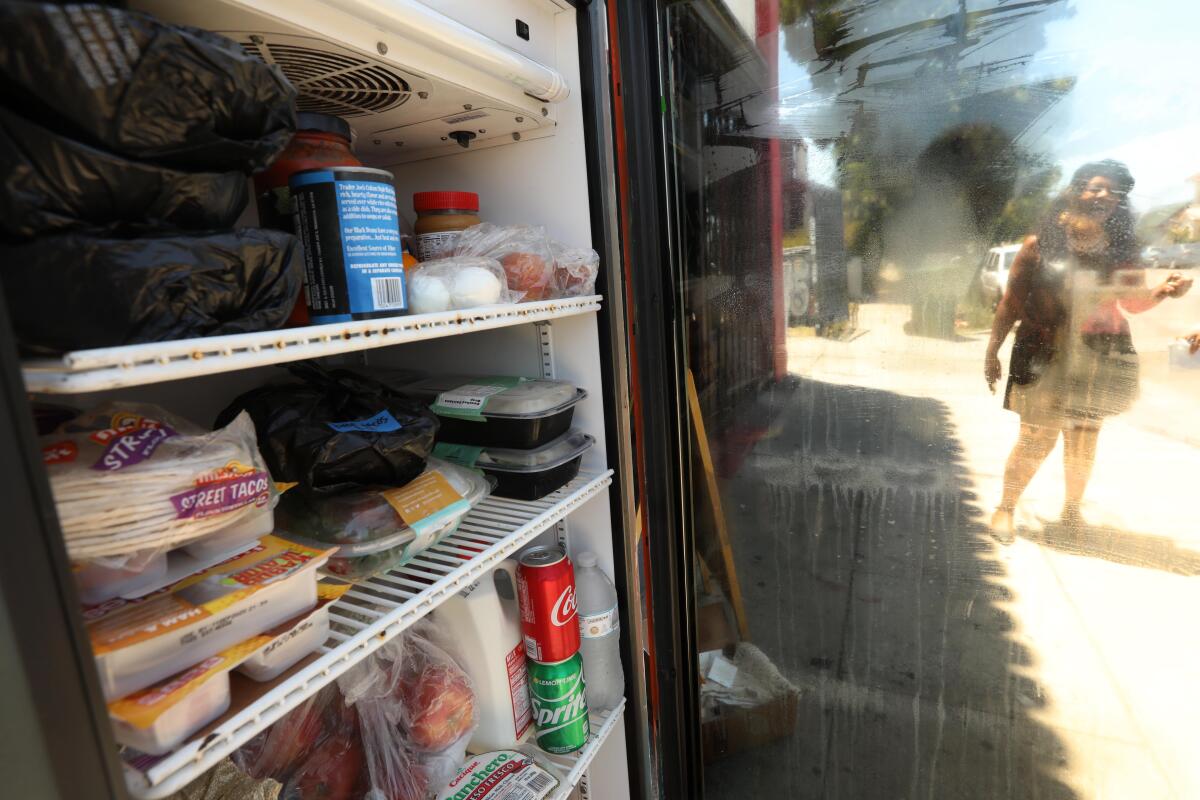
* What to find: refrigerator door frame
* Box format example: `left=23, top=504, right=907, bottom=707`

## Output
left=0, top=281, right=130, bottom=799
left=608, top=0, right=706, bottom=797
left=576, top=2, right=657, bottom=799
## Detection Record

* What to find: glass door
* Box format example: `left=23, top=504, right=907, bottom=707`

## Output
left=658, top=0, right=1200, bottom=796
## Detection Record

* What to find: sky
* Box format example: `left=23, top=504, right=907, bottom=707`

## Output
left=772, top=0, right=1200, bottom=210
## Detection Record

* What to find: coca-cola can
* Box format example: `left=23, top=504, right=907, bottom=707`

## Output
left=517, top=545, right=580, bottom=662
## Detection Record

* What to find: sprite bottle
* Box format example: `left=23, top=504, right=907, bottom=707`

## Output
left=527, top=653, right=590, bottom=753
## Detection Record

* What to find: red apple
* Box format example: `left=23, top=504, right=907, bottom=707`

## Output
left=400, top=664, right=476, bottom=752
left=243, top=692, right=328, bottom=780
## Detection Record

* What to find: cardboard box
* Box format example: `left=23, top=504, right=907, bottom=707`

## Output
left=696, top=597, right=737, bottom=653
left=700, top=643, right=800, bottom=762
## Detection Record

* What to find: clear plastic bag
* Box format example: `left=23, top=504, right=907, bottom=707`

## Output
left=331, top=628, right=475, bottom=800
left=234, top=685, right=349, bottom=785
left=408, top=256, right=519, bottom=313
left=235, top=625, right=477, bottom=799
left=339, top=624, right=478, bottom=794
left=550, top=241, right=601, bottom=298
left=452, top=223, right=557, bottom=302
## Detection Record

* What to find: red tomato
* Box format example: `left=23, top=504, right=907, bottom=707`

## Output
left=288, top=734, right=366, bottom=799
left=500, top=252, right=552, bottom=301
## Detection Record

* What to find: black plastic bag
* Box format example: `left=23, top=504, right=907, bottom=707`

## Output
left=1, top=228, right=300, bottom=353
left=0, top=107, right=248, bottom=239
left=216, top=363, right=440, bottom=495
left=0, top=3, right=295, bottom=172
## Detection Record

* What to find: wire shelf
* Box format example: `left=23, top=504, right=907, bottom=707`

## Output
left=122, top=470, right=613, bottom=799
left=545, top=699, right=626, bottom=799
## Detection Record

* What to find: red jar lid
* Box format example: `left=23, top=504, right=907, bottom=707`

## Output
left=414, top=191, right=479, bottom=212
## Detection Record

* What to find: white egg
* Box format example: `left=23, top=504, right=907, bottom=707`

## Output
left=409, top=274, right=452, bottom=313
left=451, top=266, right=503, bottom=308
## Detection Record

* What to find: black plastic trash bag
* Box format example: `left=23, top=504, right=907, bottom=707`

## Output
left=217, top=363, right=440, bottom=496
left=0, top=107, right=248, bottom=239
left=0, top=2, right=295, bottom=172
left=1, top=229, right=301, bottom=353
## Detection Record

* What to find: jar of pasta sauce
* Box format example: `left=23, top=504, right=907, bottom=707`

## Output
left=255, top=113, right=361, bottom=326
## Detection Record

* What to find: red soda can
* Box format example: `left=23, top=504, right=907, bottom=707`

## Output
left=517, top=546, right=580, bottom=662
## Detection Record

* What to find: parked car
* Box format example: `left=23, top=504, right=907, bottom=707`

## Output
left=1142, top=243, right=1200, bottom=269
left=980, top=243, right=1022, bottom=305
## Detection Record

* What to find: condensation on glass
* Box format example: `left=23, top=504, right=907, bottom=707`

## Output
left=663, top=1, right=1200, bottom=797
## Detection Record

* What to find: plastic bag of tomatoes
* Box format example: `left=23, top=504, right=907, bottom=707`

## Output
left=233, top=624, right=477, bottom=799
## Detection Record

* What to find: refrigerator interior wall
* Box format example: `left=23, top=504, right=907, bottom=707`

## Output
left=38, top=0, right=632, bottom=796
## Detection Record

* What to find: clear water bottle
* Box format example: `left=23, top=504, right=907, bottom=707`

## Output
left=574, top=551, right=624, bottom=712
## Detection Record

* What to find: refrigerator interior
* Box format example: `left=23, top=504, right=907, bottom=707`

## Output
left=21, top=0, right=632, bottom=797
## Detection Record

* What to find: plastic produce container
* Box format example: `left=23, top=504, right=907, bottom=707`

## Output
left=402, top=375, right=587, bottom=449
left=467, top=430, right=595, bottom=500
left=276, top=459, right=491, bottom=581
left=238, top=604, right=331, bottom=682
left=86, top=536, right=332, bottom=701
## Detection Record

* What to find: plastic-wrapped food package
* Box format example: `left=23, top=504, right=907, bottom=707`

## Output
left=408, top=256, right=519, bottom=313
left=1, top=229, right=300, bottom=354
left=86, top=536, right=332, bottom=700
left=42, top=404, right=276, bottom=564
left=551, top=241, right=601, bottom=298
left=217, top=363, right=440, bottom=496
left=276, top=458, right=491, bottom=581
left=235, top=625, right=477, bottom=800
left=0, top=107, right=249, bottom=239
left=452, top=223, right=557, bottom=302
left=434, top=747, right=565, bottom=800
left=0, top=3, right=295, bottom=172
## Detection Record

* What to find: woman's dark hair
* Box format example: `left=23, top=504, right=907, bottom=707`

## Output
left=1038, top=159, right=1139, bottom=268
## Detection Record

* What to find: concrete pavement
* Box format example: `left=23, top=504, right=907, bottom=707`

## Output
left=702, top=289, right=1200, bottom=799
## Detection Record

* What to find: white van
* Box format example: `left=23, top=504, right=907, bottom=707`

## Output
left=981, top=243, right=1023, bottom=304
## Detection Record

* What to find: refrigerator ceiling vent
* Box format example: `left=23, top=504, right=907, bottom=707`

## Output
left=241, top=35, right=414, bottom=117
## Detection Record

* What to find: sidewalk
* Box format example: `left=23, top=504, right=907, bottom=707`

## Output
left=703, top=302, right=1200, bottom=799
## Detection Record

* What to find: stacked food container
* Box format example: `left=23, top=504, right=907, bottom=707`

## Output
left=401, top=375, right=596, bottom=500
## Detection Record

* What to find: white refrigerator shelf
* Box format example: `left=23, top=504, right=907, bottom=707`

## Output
left=121, top=469, right=613, bottom=799
left=23, top=296, right=602, bottom=394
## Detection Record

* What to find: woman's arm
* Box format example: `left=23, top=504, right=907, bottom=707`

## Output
left=985, top=236, right=1037, bottom=390
left=1119, top=270, right=1192, bottom=313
